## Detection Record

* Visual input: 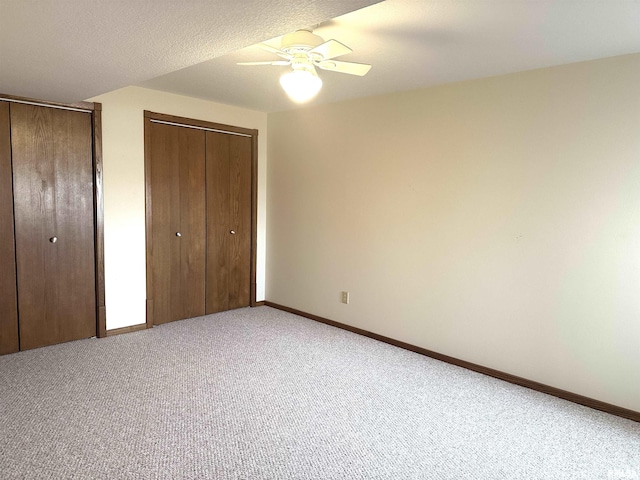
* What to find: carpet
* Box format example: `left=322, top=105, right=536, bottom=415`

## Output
left=1, top=306, right=638, bottom=479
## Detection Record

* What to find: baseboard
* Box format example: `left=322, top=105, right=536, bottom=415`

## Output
left=106, top=323, right=148, bottom=337
left=264, top=301, right=640, bottom=423
left=253, top=301, right=266, bottom=307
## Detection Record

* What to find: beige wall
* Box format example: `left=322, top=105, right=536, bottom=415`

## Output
left=266, top=54, right=640, bottom=411
left=89, top=86, right=267, bottom=330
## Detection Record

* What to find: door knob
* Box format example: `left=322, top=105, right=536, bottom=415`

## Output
left=49, top=236, right=57, bottom=244
left=230, top=230, right=236, bottom=235
left=176, top=232, right=182, bottom=237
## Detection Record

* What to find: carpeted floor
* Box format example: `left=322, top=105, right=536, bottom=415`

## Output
left=0, top=306, right=638, bottom=479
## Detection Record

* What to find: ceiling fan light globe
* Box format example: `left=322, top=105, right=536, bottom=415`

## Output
left=279, top=70, right=322, bottom=103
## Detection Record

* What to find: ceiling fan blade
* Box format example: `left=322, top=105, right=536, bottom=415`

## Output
left=316, top=60, right=372, bottom=76
left=257, top=43, right=290, bottom=60
left=309, top=39, right=352, bottom=60
left=237, top=60, right=291, bottom=66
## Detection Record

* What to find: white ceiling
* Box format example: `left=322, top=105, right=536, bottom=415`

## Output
left=0, top=0, right=379, bottom=103
left=1, top=1, right=639, bottom=110
left=139, top=0, right=640, bottom=112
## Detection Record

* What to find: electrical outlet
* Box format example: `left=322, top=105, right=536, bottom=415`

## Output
left=341, top=291, right=350, bottom=304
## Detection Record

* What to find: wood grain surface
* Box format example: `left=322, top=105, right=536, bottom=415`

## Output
left=11, top=103, right=96, bottom=350
left=205, top=132, right=251, bottom=313
left=0, top=101, right=19, bottom=354
left=147, top=121, right=206, bottom=324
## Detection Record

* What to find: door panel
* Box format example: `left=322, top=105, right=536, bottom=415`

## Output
left=148, top=122, right=206, bottom=324
left=205, top=132, right=230, bottom=313
left=0, top=101, right=19, bottom=354
left=206, top=132, right=251, bottom=313
left=11, top=103, right=96, bottom=350
left=228, top=134, right=252, bottom=309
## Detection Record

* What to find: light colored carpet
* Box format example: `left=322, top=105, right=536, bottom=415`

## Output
left=0, top=306, right=638, bottom=479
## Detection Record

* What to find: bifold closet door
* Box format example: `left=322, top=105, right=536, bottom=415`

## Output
left=0, top=102, right=19, bottom=354
left=11, top=103, right=96, bottom=350
left=147, top=122, right=206, bottom=324
left=205, top=131, right=252, bottom=313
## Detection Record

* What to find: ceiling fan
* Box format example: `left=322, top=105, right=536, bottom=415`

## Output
left=238, top=30, right=372, bottom=103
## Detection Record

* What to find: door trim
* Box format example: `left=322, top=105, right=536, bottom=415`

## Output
left=92, top=103, right=106, bottom=338
left=0, top=93, right=96, bottom=112
left=0, top=93, right=106, bottom=341
left=143, top=110, right=259, bottom=327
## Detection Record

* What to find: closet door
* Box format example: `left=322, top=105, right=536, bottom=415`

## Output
left=11, top=103, right=96, bottom=350
left=205, top=132, right=252, bottom=313
left=0, top=101, right=19, bottom=355
left=147, top=121, right=206, bottom=324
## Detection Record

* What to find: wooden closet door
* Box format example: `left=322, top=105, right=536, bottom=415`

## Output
left=0, top=101, right=19, bottom=355
left=147, top=121, right=206, bottom=324
left=205, top=132, right=252, bottom=313
left=11, top=103, right=96, bottom=350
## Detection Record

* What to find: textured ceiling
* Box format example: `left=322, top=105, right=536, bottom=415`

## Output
left=0, top=0, right=380, bottom=103
left=2, top=0, right=639, bottom=110
left=139, top=0, right=640, bottom=112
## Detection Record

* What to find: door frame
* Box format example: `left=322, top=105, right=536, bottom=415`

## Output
left=0, top=93, right=106, bottom=342
left=143, top=110, right=259, bottom=328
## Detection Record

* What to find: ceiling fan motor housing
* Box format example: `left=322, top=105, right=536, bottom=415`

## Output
left=281, top=30, right=324, bottom=53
